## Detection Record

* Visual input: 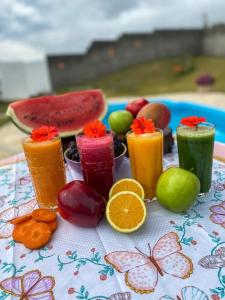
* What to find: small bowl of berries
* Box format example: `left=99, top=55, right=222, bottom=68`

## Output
left=64, top=135, right=127, bottom=175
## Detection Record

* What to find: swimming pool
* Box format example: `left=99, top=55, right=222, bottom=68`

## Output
left=103, top=100, right=225, bottom=143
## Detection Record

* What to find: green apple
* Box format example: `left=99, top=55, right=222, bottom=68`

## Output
left=108, top=110, right=133, bottom=134
left=156, top=167, right=200, bottom=213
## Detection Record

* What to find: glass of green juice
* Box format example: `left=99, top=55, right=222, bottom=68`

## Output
left=177, top=123, right=215, bottom=195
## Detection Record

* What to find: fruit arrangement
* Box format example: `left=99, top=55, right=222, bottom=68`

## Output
left=11, top=208, right=57, bottom=249
left=7, top=89, right=211, bottom=244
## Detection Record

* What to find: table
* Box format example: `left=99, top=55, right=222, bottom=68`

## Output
left=0, top=151, right=225, bottom=300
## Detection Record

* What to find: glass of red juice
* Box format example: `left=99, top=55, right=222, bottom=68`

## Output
left=76, top=132, right=115, bottom=199
left=177, top=122, right=215, bottom=195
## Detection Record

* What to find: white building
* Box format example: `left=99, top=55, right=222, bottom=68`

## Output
left=0, top=41, right=52, bottom=102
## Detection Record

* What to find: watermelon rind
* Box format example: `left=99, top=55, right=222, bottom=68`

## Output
left=6, top=91, right=108, bottom=137
left=6, top=106, right=31, bottom=135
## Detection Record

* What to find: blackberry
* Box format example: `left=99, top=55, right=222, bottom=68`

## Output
left=113, top=135, right=124, bottom=157
left=67, top=141, right=80, bottom=161
left=61, top=136, right=75, bottom=154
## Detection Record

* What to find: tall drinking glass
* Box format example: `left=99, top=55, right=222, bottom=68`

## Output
left=23, top=136, right=66, bottom=209
left=76, top=132, right=115, bottom=199
left=126, top=130, right=163, bottom=200
left=177, top=123, right=215, bottom=195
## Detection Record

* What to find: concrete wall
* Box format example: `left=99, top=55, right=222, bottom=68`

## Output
left=204, top=26, right=225, bottom=56
left=47, top=27, right=224, bottom=90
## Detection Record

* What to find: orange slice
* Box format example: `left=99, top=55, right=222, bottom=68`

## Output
left=23, top=222, right=52, bottom=249
left=12, top=218, right=37, bottom=243
left=109, top=178, right=145, bottom=199
left=10, top=213, right=32, bottom=225
left=106, top=191, right=147, bottom=233
left=32, top=208, right=57, bottom=222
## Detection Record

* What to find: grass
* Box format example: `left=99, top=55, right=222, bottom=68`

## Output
left=58, top=56, right=225, bottom=97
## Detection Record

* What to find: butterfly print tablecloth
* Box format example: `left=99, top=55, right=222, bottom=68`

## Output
left=0, top=151, right=225, bottom=300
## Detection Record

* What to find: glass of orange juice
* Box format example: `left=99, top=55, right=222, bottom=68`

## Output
left=23, top=131, right=66, bottom=209
left=127, top=129, right=163, bottom=200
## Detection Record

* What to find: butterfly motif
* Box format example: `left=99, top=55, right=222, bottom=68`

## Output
left=209, top=201, right=225, bottom=228
left=0, top=199, right=37, bottom=239
left=105, top=232, right=193, bottom=294
left=159, top=286, right=209, bottom=300
left=0, top=269, right=55, bottom=299
left=109, top=292, right=131, bottom=300
left=198, top=247, right=225, bottom=269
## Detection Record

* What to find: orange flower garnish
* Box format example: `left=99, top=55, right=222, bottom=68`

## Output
left=31, top=126, right=58, bottom=142
left=181, top=116, right=206, bottom=127
left=131, top=117, right=156, bottom=134
left=83, top=120, right=106, bottom=138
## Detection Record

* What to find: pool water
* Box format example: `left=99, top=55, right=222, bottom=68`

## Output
left=102, top=100, right=225, bottom=143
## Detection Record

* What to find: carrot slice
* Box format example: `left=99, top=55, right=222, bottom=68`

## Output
left=12, top=219, right=37, bottom=243
left=10, top=213, right=32, bottom=225
left=23, top=222, right=52, bottom=249
left=48, top=220, right=57, bottom=233
left=32, top=208, right=57, bottom=222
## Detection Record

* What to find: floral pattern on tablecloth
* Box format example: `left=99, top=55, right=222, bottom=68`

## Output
left=0, top=153, right=224, bottom=299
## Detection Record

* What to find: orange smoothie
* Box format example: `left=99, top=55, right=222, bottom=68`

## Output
left=127, top=130, right=163, bottom=200
left=23, top=137, right=66, bottom=209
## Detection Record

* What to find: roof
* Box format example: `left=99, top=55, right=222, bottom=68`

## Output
left=154, top=28, right=202, bottom=34
left=87, top=40, right=117, bottom=53
left=119, top=32, right=151, bottom=40
left=47, top=54, right=84, bottom=61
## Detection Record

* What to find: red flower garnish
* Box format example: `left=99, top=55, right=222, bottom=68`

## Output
left=181, top=116, right=206, bottom=127
left=31, top=126, right=58, bottom=142
left=83, top=120, right=106, bottom=138
left=131, top=117, right=156, bottom=134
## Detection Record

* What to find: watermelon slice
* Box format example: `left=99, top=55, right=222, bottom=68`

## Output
left=6, top=90, right=107, bottom=137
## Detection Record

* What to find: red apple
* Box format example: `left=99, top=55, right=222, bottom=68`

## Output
left=126, top=98, right=149, bottom=117
left=58, top=180, right=106, bottom=227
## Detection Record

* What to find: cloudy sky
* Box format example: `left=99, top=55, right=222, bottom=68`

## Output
left=0, top=0, right=225, bottom=61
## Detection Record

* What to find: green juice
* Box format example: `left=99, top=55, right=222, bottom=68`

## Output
left=177, top=124, right=215, bottom=194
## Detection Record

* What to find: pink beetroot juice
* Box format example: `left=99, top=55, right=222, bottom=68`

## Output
left=76, top=132, right=115, bottom=199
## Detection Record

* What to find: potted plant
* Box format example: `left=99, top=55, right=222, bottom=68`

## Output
left=196, top=74, right=215, bottom=92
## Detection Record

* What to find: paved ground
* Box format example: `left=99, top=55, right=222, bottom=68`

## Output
left=0, top=91, right=224, bottom=160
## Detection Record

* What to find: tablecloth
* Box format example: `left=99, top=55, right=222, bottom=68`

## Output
left=0, top=150, right=225, bottom=300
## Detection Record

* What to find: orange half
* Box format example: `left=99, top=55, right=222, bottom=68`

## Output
left=106, top=191, right=147, bottom=233
left=109, top=178, right=145, bottom=199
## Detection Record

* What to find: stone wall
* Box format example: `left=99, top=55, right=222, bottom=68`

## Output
left=47, top=26, right=224, bottom=90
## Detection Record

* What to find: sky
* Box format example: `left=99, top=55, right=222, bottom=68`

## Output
left=0, top=0, right=225, bottom=61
